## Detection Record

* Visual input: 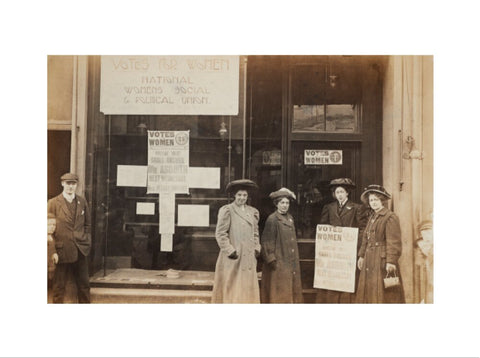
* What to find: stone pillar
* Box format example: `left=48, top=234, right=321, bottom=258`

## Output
left=383, top=55, right=434, bottom=303
left=70, top=55, right=89, bottom=195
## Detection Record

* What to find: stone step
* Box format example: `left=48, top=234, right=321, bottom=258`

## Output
left=91, top=287, right=212, bottom=304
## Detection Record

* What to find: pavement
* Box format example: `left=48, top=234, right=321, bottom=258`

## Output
left=48, top=268, right=215, bottom=304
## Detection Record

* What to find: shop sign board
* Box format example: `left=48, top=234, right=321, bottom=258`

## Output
left=304, top=150, right=343, bottom=165
left=100, top=55, right=240, bottom=115
left=314, top=224, right=358, bottom=293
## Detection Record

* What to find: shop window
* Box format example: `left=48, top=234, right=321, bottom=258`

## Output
left=98, top=114, right=245, bottom=270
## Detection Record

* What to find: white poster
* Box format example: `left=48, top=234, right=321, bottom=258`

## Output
left=116, top=165, right=148, bottom=187
left=160, top=233, right=173, bottom=252
left=147, top=130, right=189, bottom=194
left=136, top=202, right=155, bottom=215
left=177, top=205, right=210, bottom=227
left=304, top=150, right=343, bottom=165
left=187, top=167, right=220, bottom=189
left=314, top=225, right=358, bottom=293
left=100, top=55, right=240, bottom=115
left=159, top=193, right=175, bottom=234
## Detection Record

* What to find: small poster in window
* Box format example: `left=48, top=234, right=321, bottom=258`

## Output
left=304, top=150, right=343, bottom=165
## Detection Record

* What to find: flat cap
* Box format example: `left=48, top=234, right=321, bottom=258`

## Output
left=60, top=173, right=79, bottom=182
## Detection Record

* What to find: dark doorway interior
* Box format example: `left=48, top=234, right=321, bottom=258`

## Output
left=48, top=130, right=71, bottom=199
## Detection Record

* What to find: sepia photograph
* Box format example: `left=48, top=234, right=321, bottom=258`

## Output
left=47, top=54, right=434, bottom=305
left=2, top=1, right=479, bottom=357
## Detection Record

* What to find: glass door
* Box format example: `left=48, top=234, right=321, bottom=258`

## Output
left=290, top=141, right=361, bottom=240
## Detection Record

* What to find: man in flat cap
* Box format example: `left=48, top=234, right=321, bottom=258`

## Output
left=47, top=173, right=91, bottom=303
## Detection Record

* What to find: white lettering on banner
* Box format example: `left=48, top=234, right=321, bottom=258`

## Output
left=304, top=150, right=343, bottom=165
left=100, top=56, right=239, bottom=115
left=314, top=225, right=358, bottom=293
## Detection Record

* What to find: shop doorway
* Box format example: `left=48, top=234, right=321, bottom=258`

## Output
left=289, top=141, right=361, bottom=239
left=48, top=130, right=71, bottom=199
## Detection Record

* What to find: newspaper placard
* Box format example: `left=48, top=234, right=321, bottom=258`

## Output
left=100, top=55, right=240, bottom=115
left=314, top=225, right=358, bottom=293
left=147, top=130, right=189, bottom=194
left=304, top=150, right=343, bottom=165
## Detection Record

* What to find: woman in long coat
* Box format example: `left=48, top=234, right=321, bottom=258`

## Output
left=316, top=178, right=366, bottom=303
left=212, top=179, right=261, bottom=303
left=261, top=188, right=303, bottom=303
left=355, top=185, right=405, bottom=303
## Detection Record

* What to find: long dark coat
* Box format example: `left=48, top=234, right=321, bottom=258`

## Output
left=260, top=211, right=303, bottom=303
left=316, top=199, right=366, bottom=303
left=47, top=194, right=91, bottom=264
left=212, top=203, right=261, bottom=303
left=355, top=207, right=405, bottom=303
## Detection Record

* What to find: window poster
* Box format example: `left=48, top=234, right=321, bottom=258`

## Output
left=147, top=130, right=189, bottom=194
left=304, top=150, right=343, bottom=165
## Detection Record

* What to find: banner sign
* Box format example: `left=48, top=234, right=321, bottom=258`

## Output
left=147, top=130, right=189, bottom=194
left=100, top=55, right=240, bottom=115
left=304, top=150, right=343, bottom=165
left=314, top=225, right=358, bottom=293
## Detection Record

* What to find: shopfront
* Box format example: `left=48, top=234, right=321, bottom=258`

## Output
left=76, top=55, right=388, bottom=301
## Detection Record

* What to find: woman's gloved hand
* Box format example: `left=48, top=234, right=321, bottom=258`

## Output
left=228, top=251, right=239, bottom=259
left=269, top=260, right=277, bottom=270
left=386, top=263, right=396, bottom=274
left=357, top=257, right=364, bottom=270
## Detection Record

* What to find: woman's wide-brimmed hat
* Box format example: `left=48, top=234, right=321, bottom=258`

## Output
left=226, top=179, right=258, bottom=194
left=329, top=178, right=356, bottom=190
left=269, top=187, right=296, bottom=201
left=360, top=184, right=392, bottom=204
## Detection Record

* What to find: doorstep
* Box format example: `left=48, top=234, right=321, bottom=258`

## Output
left=90, top=268, right=215, bottom=291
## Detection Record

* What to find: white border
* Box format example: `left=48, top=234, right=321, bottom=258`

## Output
left=3, top=0, right=479, bottom=356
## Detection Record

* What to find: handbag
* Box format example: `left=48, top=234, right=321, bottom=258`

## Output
left=383, top=271, right=400, bottom=289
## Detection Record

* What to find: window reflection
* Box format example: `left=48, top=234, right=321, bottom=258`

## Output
left=325, top=104, right=358, bottom=132
left=293, top=104, right=358, bottom=133
left=292, top=105, right=325, bottom=132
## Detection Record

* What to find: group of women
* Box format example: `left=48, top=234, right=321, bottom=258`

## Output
left=212, top=178, right=405, bottom=304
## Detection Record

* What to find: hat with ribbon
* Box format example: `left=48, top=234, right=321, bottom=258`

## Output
left=269, top=187, right=296, bottom=201
left=360, top=184, right=392, bottom=204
